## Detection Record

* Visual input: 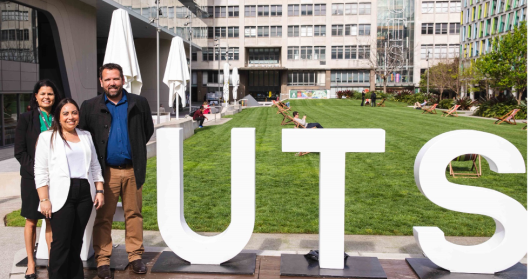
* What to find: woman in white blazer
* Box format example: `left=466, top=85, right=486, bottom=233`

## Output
left=34, top=98, right=105, bottom=279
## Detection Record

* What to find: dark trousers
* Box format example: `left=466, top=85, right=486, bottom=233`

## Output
left=361, top=97, right=365, bottom=106
left=195, top=116, right=205, bottom=126
left=371, top=98, right=376, bottom=107
left=49, top=178, right=93, bottom=279
left=306, top=123, right=324, bottom=128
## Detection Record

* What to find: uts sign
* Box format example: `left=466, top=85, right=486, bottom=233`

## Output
left=157, top=128, right=526, bottom=273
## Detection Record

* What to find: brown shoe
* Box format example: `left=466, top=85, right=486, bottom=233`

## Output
left=130, top=259, right=147, bottom=274
left=97, top=265, right=112, bottom=279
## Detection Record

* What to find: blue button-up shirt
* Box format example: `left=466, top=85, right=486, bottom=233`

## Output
left=105, top=92, right=132, bottom=166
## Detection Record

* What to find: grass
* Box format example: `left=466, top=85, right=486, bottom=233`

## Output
left=6, top=99, right=526, bottom=236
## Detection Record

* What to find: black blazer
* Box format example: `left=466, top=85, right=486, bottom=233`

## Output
left=14, top=110, right=42, bottom=179
left=78, top=90, right=154, bottom=189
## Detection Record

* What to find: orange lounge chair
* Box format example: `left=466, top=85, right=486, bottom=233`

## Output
left=422, top=104, right=438, bottom=114
left=522, top=121, right=527, bottom=130
left=449, top=154, right=482, bottom=178
left=494, top=109, right=520, bottom=125
left=279, top=110, right=295, bottom=125
left=376, top=98, right=387, bottom=107
left=442, top=105, right=461, bottom=117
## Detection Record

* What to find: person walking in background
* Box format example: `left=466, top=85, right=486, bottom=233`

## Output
left=293, top=111, right=324, bottom=128
left=202, top=101, right=211, bottom=114
left=361, top=91, right=366, bottom=106
left=370, top=92, right=377, bottom=107
left=193, top=105, right=209, bottom=128
left=79, top=63, right=154, bottom=279
left=15, top=79, right=63, bottom=278
left=34, top=98, right=105, bottom=279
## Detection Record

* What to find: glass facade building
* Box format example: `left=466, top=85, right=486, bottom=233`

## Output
left=0, top=1, right=38, bottom=147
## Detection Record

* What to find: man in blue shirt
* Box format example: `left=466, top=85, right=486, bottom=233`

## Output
left=79, top=63, right=154, bottom=279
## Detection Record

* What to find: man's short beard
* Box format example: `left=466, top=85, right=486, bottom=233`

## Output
left=104, top=86, right=122, bottom=98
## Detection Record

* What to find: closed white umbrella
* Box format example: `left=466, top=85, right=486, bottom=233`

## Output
left=103, top=9, right=142, bottom=94
left=231, top=67, right=239, bottom=101
left=223, top=62, right=230, bottom=105
left=163, top=36, right=190, bottom=115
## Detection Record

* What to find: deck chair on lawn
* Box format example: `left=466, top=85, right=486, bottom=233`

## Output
left=494, top=109, right=520, bottom=125
left=421, top=104, right=438, bottom=114
left=449, top=154, right=482, bottom=178
left=278, top=101, right=291, bottom=112
left=294, top=120, right=316, bottom=156
left=279, top=110, right=295, bottom=126
left=522, top=121, right=527, bottom=130
left=376, top=98, right=387, bottom=107
left=272, top=100, right=286, bottom=114
left=442, top=105, right=461, bottom=117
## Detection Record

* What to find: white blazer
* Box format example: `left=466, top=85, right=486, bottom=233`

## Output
left=34, top=128, right=104, bottom=213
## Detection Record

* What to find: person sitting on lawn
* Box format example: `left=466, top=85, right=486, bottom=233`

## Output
left=193, top=105, right=208, bottom=128
left=293, top=111, right=324, bottom=128
left=413, top=100, right=428, bottom=109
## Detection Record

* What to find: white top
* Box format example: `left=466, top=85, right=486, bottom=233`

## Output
left=65, top=141, right=88, bottom=179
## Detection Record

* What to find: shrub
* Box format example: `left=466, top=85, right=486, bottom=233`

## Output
left=474, top=95, right=527, bottom=119
left=454, top=97, right=477, bottom=110
left=439, top=99, right=454, bottom=109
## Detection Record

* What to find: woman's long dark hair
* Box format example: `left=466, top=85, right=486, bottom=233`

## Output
left=29, top=79, right=63, bottom=113
left=50, top=98, right=80, bottom=148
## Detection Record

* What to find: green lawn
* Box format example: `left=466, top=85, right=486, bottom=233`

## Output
left=6, top=99, right=527, bottom=236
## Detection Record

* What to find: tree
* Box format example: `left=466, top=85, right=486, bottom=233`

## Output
left=476, top=22, right=527, bottom=103
left=419, top=58, right=460, bottom=101
left=368, top=40, right=408, bottom=94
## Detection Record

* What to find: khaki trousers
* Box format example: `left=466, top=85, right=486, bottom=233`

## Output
left=93, top=166, right=144, bottom=266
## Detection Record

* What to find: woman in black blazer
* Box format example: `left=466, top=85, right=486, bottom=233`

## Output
left=14, top=79, right=62, bottom=279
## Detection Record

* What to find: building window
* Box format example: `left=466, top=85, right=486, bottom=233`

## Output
left=421, top=45, right=433, bottom=59
left=228, top=26, right=239, bottom=38
left=215, top=47, right=227, bottom=60
left=215, top=6, right=226, bottom=17
left=435, top=23, right=448, bottom=34
left=345, top=24, right=357, bottom=35
left=314, top=4, right=326, bottom=15
left=228, top=6, right=239, bottom=17
left=435, top=1, right=449, bottom=13
left=358, top=45, right=370, bottom=59
left=215, top=27, right=226, bottom=38
left=359, top=3, right=371, bottom=14
left=245, top=6, right=256, bottom=17
left=288, top=71, right=317, bottom=86
left=449, top=22, right=459, bottom=34
left=245, top=26, right=257, bottom=37
left=345, top=3, right=358, bottom=14
left=301, top=25, right=313, bottom=36
left=314, top=46, right=326, bottom=60
left=344, top=45, right=357, bottom=59
left=271, top=26, right=282, bottom=37
left=258, top=5, right=269, bottom=16
left=448, top=44, right=459, bottom=58
left=314, top=25, right=326, bottom=36
left=271, top=5, right=282, bottom=16
left=288, top=4, right=300, bottom=16
left=288, top=46, right=300, bottom=60
left=202, top=6, right=213, bottom=18
left=422, top=1, right=434, bottom=13
left=258, top=26, right=269, bottom=37
left=229, top=47, right=239, bottom=60
left=332, top=25, right=344, bottom=36
left=192, top=52, right=197, bottom=61
left=332, top=71, right=370, bottom=83
left=332, top=3, right=344, bottom=15
left=449, top=1, right=461, bottom=12
left=288, top=25, right=300, bottom=37
left=301, top=4, right=313, bottom=15
left=358, top=24, right=371, bottom=35
left=208, top=27, right=214, bottom=39
left=300, top=46, right=313, bottom=59
left=421, top=23, right=434, bottom=34
left=248, top=48, right=280, bottom=64
left=202, top=47, right=214, bottom=61
left=332, top=46, right=343, bottom=59
left=1, top=10, right=29, bottom=21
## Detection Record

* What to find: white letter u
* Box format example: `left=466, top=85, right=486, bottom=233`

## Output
left=157, top=127, right=255, bottom=265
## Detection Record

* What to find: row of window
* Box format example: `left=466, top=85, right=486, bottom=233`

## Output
left=1, top=29, right=30, bottom=41
left=1, top=10, right=29, bottom=21
left=201, top=47, right=240, bottom=61
left=228, top=24, right=372, bottom=38
left=331, top=45, right=371, bottom=59
left=287, top=46, right=327, bottom=60
left=200, top=3, right=371, bottom=18
left=332, top=71, right=371, bottom=84
left=421, top=1, right=462, bottom=13
left=462, top=0, right=527, bottom=20
left=462, top=8, right=525, bottom=41
left=288, top=71, right=326, bottom=86
left=421, top=23, right=461, bottom=34
left=420, top=44, right=460, bottom=59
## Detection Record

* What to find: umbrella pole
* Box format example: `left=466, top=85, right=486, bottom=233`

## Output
left=156, top=0, right=160, bottom=124
left=189, top=8, right=192, bottom=115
